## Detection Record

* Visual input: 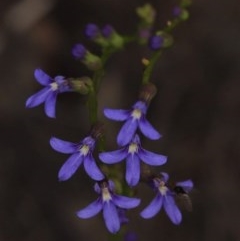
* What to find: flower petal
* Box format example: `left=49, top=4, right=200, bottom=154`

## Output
left=163, top=195, right=182, bottom=225
left=58, top=153, right=83, bottom=181
left=99, top=148, right=127, bottom=164
left=113, top=195, right=140, bottom=209
left=138, top=116, right=161, bottom=140
left=103, top=201, right=120, bottom=233
left=104, top=108, right=129, bottom=121
left=44, top=91, right=57, bottom=118
left=83, top=155, right=104, bottom=181
left=50, top=137, right=76, bottom=154
left=138, top=149, right=167, bottom=166
left=76, top=198, right=102, bottom=218
left=126, top=154, right=140, bottom=186
left=160, top=172, right=169, bottom=182
left=140, top=194, right=163, bottom=219
left=117, top=119, right=138, bottom=146
left=34, top=68, right=52, bottom=86
left=176, top=180, right=194, bottom=192
left=25, top=87, right=51, bottom=108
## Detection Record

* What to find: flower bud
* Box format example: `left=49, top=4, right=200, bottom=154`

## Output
left=149, top=31, right=174, bottom=50
left=69, top=76, right=93, bottom=94
left=138, top=83, right=157, bottom=104
left=102, top=24, right=124, bottom=49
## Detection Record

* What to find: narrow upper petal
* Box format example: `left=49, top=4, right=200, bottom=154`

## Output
left=113, top=195, right=140, bottom=209
left=83, top=155, right=104, bottom=181
left=163, top=195, right=182, bottom=225
left=58, top=153, right=83, bottom=181
left=50, top=137, right=76, bottom=154
left=117, top=119, right=138, bottom=146
left=160, top=172, right=169, bottom=183
left=104, top=109, right=129, bottom=121
left=138, top=149, right=167, bottom=166
left=126, top=154, right=140, bottom=187
left=176, top=180, right=194, bottom=192
left=99, top=148, right=127, bottom=164
left=103, top=201, right=120, bottom=234
left=34, top=68, right=52, bottom=86
left=138, top=116, right=161, bottom=140
left=44, top=91, right=57, bottom=118
left=140, top=194, right=163, bottom=219
left=76, top=198, right=102, bottom=218
left=25, top=87, right=51, bottom=108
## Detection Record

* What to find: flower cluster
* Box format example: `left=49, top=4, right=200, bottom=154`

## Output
left=25, top=1, right=193, bottom=238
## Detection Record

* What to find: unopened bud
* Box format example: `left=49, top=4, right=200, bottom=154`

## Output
left=90, top=121, right=105, bottom=139
left=138, top=83, right=157, bottom=104
left=69, top=77, right=92, bottom=94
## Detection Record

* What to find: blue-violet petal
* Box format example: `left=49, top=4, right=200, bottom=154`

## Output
left=126, top=154, right=140, bottom=187
left=83, top=155, right=104, bottom=181
left=77, top=199, right=102, bottom=218
left=103, top=201, right=120, bottom=234
left=26, top=87, right=51, bottom=108
left=44, top=91, right=57, bottom=118
left=50, top=137, right=76, bottom=154
left=104, top=109, right=129, bottom=121
left=99, top=148, right=127, bottom=164
left=58, top=153, right=83, bottom=181
left=34, top=68, right=52, bottom=86
left=163, top=195, right=182, bottom=225
left=138, top=149, right=167, bottom=166
left=140, top=194, right=163, bottom=219
left=138, top=116, right=161, bottom=140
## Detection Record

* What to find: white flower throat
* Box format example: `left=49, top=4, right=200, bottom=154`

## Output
left=158, top=181, right=168, bottom=195
left=102, top=187, right=112, bottom=201
left=80, top=145, right=90, bottom=156
left=50, top=82, right=58, bottom=91
left=128, top=143, right=138, bottom=154
left=132, top=109, right=142, bottom=119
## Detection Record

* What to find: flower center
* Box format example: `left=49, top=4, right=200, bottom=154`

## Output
left=102, top=187, right=112, bottom=201
left=128, top=143, right=138, bottom=154
left=79, top=145, right=90, bottom=156
left=131, top=109, right=142, bottom=119
left=50, top=82, right=58, bottom=91
left=158, top=181, right=168, bottom=195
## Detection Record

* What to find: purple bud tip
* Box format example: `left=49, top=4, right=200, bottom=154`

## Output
left=149, top=35, right=164, bottom=50
left=124, top=232, right=138, bottom=241
left=102, top=24, right=114, bottom=38
left=173, top=6, right=182, bottom=17
left=85, top=23, right=99, bottom=39
left=72, top=44, right=87, bottom=59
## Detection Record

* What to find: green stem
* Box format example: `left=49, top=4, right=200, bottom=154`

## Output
left=87, top=48, right=114, bottom=125
left=142, top=3, right=191, bottom=84
left=142, top=51, right=161, bottom=84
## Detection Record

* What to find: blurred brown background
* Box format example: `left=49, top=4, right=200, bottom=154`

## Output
left=0, top=0, right=240, bottom=240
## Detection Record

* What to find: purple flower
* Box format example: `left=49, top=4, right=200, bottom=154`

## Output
left=102, top=24, right=114, bottom=38
left=99, top=134, right=167, bottom=186
left=50, top=135, right=104, bottom=181
left=140, top=173, right=193, bottom=225
left=104, top=100, right=161, bottom=146
left=76, top=180, right=140, bottom=233
left=124, top=231, right=138, bottom=241
left=26, top=69, right=71, bottom=118
left=149, top=35, right=164, bottom=50
left=172, top=6, right=182, bottom=17
left=72, top=44, right=87, bottom=60
left=85, top=23, right=100, bottom=39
